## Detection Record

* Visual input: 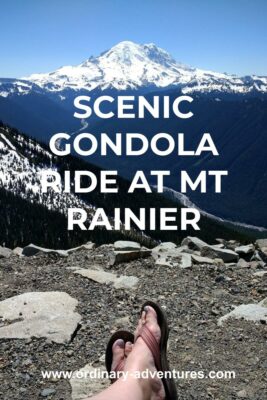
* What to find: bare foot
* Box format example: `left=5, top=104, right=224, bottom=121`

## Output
left=111, top=339, right=133, bottom=378
left=122, top=306, right=165, bottom=400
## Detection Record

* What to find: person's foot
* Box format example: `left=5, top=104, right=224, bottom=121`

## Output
left=111, top=339, right=133, bottom=378
left=123, top=306, right=165, bottom=400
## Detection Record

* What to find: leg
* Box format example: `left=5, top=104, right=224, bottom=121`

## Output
left=86, top=306, right=165, bottom=400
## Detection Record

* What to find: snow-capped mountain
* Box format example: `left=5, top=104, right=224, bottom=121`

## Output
left=1, top=41, right=267, bottom=97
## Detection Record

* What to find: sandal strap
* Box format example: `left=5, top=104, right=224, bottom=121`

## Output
left=136, top=324, right=161, bottom=370
left=111, top=359, right=124, bottom=382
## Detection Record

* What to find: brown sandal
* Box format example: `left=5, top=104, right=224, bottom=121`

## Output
left=136, top=301, right=178, bottom=400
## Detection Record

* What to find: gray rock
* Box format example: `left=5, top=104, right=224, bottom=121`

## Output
left=175, top=246, right=194, bottom=254
left=13, top=247, right=23, bottom=256
left=67, top=242, right=95, bottom=254
left=181, top=236, right=208, bottom=251
left=22, top=244, right=68, bottom=257
left=192, top=254, right=215, bottom=265
left=155, top=252, right=191, bottom=269
left=74, top=268, right=139, bottom=290
left=179, top=253, right=192, bottom=268
left=0, top=246, right=12, bottom=258
left=114, top=240, right=141, bottom=251
left=237, top=258, right=249, bottom=268
left=110, top=248, right=151, bottom=265
left=40, top=388, right=56, bottom=397
left=201, top=245, right=238, bottom=262
left=235, top=244, right=255, bottom=255
left=253, top=270, right=267, bottom=277
left=155, top=257, right=173, bottom=268
left=218, top=297, right=267, bottom=326
left=152, top=242, right=177, bottom=259
left=0, top=292, right=81, bottom=343
left=216, top=238, right=226, bottom=245
left=182, top=236, right=238, bottom=262
left=249, top=260, right=265, bottom=269
left=212, top=244, right=225, bottom=249
left=237, top=389, right=247, bottom=398
left=114, top=275, right=140, bottom=289
left=256, top=238, right=267, bottom=249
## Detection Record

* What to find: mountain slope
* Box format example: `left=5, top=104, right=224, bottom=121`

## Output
left=86, top=92, right=267, bottom=228
left=0, top=122, right=257, bottom=247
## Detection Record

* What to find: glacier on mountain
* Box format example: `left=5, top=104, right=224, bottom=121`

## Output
left=1, top=41, right=266, bottom=97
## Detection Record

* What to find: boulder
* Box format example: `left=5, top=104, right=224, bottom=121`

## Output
left=0, top=246, right=12, bottom=258
left=114, top=241, right=141, bottom=251
left=155, top=253, right=192, bottom=269
left=192, top=254, right=215, bottom=265
left=212, top=244, right=225, bottom=249
left=201, top=245, right=238, bottom=263
left=256, top=238, right=267, bottom=249
left=179, top=253, right=192, bottom=268
left=218, top=298, right=267, bottom=326
left=0, top=292, right=82, bottom=343
left=22, top=244, right=68, bottom=257
left=74, top=267, right=139, bottom=290
left=237, top=258, right=249, bottom=268
left=152, top=242, right=177, bottom=260
left=235, top=244, right=255, bottom=255
left=13, top=247, right=23, bottom=256
left=110, top=247, right=151, bottom=265
left=181, top=236, right=208, bottom=251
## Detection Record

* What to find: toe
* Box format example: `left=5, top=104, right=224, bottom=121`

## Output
left=125, top=341, right=133, bottom=357
left=144, top=305, right=158, bottom=324
left=112, top=339, right=125, bottom=365
left=134, top=316, right=144, bottom=339
left=141, top=310, right=146, bottom=324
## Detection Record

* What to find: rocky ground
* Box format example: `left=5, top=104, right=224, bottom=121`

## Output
left=0, top=238, right=266, bottom=400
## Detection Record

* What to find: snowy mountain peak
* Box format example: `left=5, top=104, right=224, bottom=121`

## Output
left=23, top=41, right=190, bottom=91
left=95, top=41, right=177, bottom=67
left=1, top=41, right=267, bottom=96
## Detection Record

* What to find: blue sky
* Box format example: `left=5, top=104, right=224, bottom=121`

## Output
left=1, top=0, right=267, bottom=77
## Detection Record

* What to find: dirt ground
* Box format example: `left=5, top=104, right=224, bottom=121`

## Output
left=0, top=245, right=266, bottom=400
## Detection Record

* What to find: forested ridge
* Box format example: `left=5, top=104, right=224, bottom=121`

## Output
left=0, top=122, right=259, bottom=249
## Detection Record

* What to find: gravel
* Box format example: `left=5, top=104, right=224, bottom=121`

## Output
left=0, top=244, right=266, bottom=399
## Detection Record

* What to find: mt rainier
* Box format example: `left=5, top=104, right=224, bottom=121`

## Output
left=1, top=41, right=267, bottom=96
